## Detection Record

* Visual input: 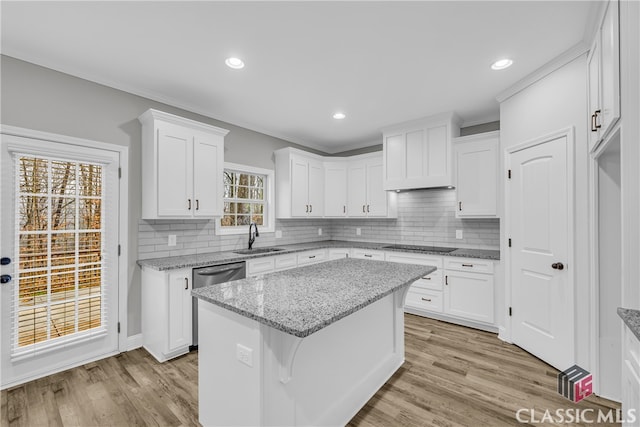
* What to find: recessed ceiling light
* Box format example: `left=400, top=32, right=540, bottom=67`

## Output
left=333, top=112, right=346, bottom=120
left=491, top=58, right=513, bottom=70
left=225, top=57, right=245, bottom=69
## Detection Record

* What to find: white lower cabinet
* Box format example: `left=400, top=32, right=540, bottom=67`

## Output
left=623, top=325, right=640, bottom=426
left=142, top=267, right=192, bottom=362
left=385, top=252, right=495, bottom=331
left=247, top=257, right=276, bottom=276
left=274, top=253, right=297, bottom=271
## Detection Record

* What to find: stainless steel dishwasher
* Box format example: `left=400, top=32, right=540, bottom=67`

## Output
left=191, top=261, right=246, bottom=349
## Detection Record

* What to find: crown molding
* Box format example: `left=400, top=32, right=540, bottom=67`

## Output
left=495, top=42, right=589, bottom=103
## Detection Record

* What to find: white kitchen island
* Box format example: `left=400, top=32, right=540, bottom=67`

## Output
left=192, top=258, right=435, bottom=426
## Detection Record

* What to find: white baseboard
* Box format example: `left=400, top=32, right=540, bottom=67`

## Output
left=126, top=333, right=143, bottom=351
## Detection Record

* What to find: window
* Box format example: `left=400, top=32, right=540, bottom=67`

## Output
left=217, top=163, right=274, bottom=235
left=14, top=155, right=106, bottom=352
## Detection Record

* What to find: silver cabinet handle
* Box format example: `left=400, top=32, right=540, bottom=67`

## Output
left=184, top=278, right=189, bottom=290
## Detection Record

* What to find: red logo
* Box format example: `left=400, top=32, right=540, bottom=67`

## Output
left=558, top=365, right=593, bottom=402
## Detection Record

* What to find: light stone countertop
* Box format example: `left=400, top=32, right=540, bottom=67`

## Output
left=138, top=240, right=499, bottom=271
left=191, top=258, right=436, bottom=338
left=618, top=307, right=640, bottom=342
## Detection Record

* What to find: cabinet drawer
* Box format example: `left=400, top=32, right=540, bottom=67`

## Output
left=385, top=252, right=443, bottom=269
left=405, top=288, right=443, bottom=313
left=412, top=270, right=443, bottom=291
left=274, top=254, right=297, bottom=271
left=297, top=249, right=327, bottom=266
left=444, top=257, right=494, bottom=274
left=352, top=249, right=385, bottom=261
left=246, top=257, right=275, bottom=276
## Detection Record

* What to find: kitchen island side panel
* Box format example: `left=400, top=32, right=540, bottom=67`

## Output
left=198, top=290, right=406, bottom=426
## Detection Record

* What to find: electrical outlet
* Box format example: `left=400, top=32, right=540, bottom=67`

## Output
left=318, top=228, right=322, bottom=236
left=356, top=227, right=362, bottom=236
left=168, top=234, right=177, bottom=246
left=236, top=344, right=253, bottom=367
left=456, top=230, right=463, bottom=239
left=275, top=230, right=282, bottom=239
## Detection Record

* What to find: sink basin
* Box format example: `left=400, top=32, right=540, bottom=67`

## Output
left=233, top=248, right=285, bottom=255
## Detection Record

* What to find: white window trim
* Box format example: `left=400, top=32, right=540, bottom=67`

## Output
left=216, top=162, right=275, bottom=235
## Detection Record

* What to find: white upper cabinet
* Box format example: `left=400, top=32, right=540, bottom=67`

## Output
left=324, top=161, right=348, bottom=217
left=139, top=109, right=228, bottom=219
left=275, top=149, right=324, bottom=218
left=275, top=148, right=396, bottom=219
left=588, top=0, right=620, bottom=151
left=382, top=112, right=461, bottom=190
left=453, top=131, right=499, bottom=218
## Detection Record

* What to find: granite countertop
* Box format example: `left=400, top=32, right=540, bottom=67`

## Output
left=138, top=240, right=500, bottom=271
left=191, top=258, right=436, bottom=338
left=618, top=307, right=640, bottom=342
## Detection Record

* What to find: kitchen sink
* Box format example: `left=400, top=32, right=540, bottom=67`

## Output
left=233, top=248, right=285, bottom=255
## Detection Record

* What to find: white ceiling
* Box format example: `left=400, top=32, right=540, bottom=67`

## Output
left=1, top=1, right=596, bottom=153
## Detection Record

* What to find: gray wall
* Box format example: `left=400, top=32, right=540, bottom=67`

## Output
left=0, top=55, right=328, bottom=336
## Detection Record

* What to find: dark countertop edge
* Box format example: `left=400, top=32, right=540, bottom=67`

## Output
left=139, top=240, right=500, bottom=271
left=618, top=307, right=640, bottom=342
left=193, top=264, right=437, bottom=338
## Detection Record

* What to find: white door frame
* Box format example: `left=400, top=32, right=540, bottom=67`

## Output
left=587, top=122, right=622, bottom=398
left=0, top=125, right=129, bottom=355
left=503, top=126, right=576, bottom=361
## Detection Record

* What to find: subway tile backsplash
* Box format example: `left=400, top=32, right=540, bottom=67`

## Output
left=138, top=189, right=499, bottom=260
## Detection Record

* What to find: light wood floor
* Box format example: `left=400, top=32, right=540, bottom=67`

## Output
left=2, top=314, right=620, bottom=426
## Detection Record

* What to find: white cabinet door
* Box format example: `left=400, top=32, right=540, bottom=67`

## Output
left=297, top=249, right=327, bottom=266
left=307, top=159, right=324, bottom=217
left=365, top=158, right=388, bottom=217
left=247, top=257, right=276, bottom=276
left=599, top=0, right=620, bottom=136
left=587, top=38, right=602, bottom=150
left=324, top=162, right=348, bottom=217
left=157, top=126, right=192, bottom=217
left=347, top=161, right=367, bottom=217
left=588, top=0, right=620, bottom=151
left=167, top=270, right=192, bottom=353
left=328, top=248, right=350, bottom=260
left=193, top=134, right=223, bottom=217
left=454, top=133, right=499, bottom=218
left=444, top=270, right=494, bottom=324
left=291, top=157, right=310, bottom=217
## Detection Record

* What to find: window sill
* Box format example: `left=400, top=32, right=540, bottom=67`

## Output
left=216, top=225, right=275, bottom=236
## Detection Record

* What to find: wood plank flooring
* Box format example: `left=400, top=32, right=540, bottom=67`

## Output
left=2, top=314, right=620, bottom=426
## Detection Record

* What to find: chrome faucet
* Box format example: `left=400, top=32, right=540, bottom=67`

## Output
left=248, top=222, right=259, bottom=250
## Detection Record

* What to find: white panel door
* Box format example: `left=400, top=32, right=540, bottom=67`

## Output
left=366, top=159, right=388, bottom=217
left=193, top=134, right=223, bottom=217
left=509, top=134, right=573, bottom=371
left=599, top=0, right=620, bottom=136
left=1, top=134, right=120, bottom=388
left=157, top=126, right=192, bottom=217
left=587, top=39, right=601, bottom=150
left=307, top=159, right=324, bottom=217
left=168, top=270, right=192, bottom=352
left=405, top=129, right=425, bottom=180
left=290, top=157, right=309, bottom=217
left=324, top=163, right=347, bottom=217
left=347, top=161, right=367, bottom=217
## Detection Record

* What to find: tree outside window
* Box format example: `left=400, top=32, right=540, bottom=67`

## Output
left=222, top=169, right=266, bottom=228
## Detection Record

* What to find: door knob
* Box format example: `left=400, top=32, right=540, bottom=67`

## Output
left=1, top=275, right=12, bottom=284
left=0, top=257, right=10, bottom=265
left=552, top=262, right=564, bottom=270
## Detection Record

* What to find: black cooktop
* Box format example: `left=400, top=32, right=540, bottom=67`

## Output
left=381, top=244, right=457, bottom=254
